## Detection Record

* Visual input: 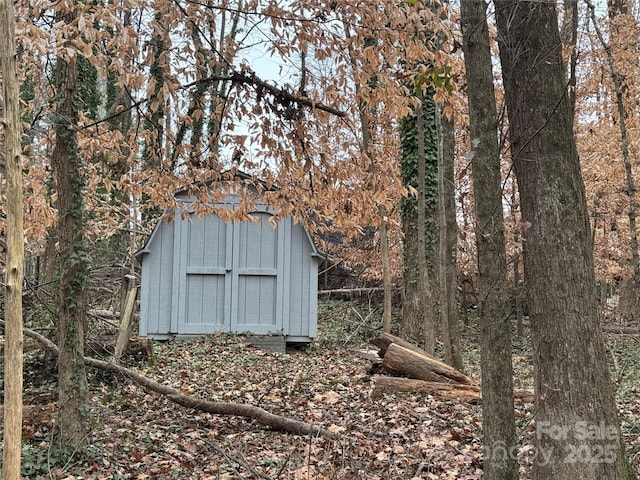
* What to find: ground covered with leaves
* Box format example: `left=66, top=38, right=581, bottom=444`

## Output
left=7, top=300, right=640, bottom=479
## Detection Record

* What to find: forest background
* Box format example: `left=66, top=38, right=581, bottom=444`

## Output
left=2, top=0, right=640, bottom=479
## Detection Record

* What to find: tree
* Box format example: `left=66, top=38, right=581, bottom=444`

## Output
left=436, top=102, right=463, bottom=370
left=1, top=0, right=25, bottom=476
left=50, top=7, right=91, bottom=453
left=399, top=91, right=439, bottom=351
left=460, top=0, right=518, bottom=478
left=493, top=1, right=636, bottom=478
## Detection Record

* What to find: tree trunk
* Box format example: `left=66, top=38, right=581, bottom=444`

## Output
left=511, top=180, right=524, bottom=338
left=51, top=9, right=91, bottom=453
left=379, top=205, right=394, bottom=333
left=373, top=376, right=482, bottom=402
left=1, top=0, right=25, bottom=477
left=494, top=1, right=636, bottom=478
left=461, top=2, right=519, bottom=478
left=372, top=376, right=535, bottom=404
left=370, top=331, right=427, bottom=356
left=436, top=102, right=463, bottom=370
left=400, top=93, right=438, bottom=351
left=348, top=35, right=394, bottom=335
left=415, top=99, right=436, bottom=353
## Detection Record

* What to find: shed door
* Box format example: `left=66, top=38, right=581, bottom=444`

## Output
left=230, top=212, right=283, bottom=334
left=175, top=210, right=283, bottom=335
left=175, top=212, right=233, bottom=334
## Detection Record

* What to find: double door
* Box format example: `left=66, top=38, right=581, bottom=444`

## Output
left=171, top=210, right=283, bottom=335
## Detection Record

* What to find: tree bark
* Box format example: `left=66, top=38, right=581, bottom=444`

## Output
left=461, top=1, right=519, bottom=479
left=373, top=376, right=482, bottom=402
left=0, top=0, right=25, bottom=476
left=370, top=331, right=427, bottom=356
left=400, top=93, right=438, bottom=350
left=378, top=205, right=394, bottom=333
left=415, top=99, right=436, bottom=353
left=494, top=1, right=636, bottom=478
left=51, top=7, right=91, bottom=453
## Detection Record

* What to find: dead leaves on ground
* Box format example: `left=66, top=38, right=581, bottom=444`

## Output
left=10, top=334, right=488, bottom=479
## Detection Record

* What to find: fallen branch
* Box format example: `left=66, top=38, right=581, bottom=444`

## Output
left=601, top=324, right=640, bottom=334
left=381, top=342, right=476, bottom=385
left=372, top=376, right=534, bottom=404
left=10, top=322, right=337, bottom=440
left=318, top=287, right=385, bottom=296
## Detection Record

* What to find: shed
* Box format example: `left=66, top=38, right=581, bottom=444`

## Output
left=135, top=181, right=321, bottom=343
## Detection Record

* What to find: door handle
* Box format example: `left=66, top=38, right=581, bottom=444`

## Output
left=226, top=269, right=232, bottom=273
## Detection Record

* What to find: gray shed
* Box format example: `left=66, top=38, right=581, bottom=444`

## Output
left=136, top=183, right=321, bottom=343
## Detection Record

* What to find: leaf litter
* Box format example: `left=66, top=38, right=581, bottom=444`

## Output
left=10, top=321, right=640, bottom=479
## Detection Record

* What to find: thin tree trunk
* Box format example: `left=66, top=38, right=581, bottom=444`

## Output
left=494, top=1, right=636, bottom=478
left=561, top=0, right=579, bottom=119
left=461, top=1, right=518, bottom=478
left=358, top=95, right=393, bottom=334
left=1, top=0, right=25, bottom=476
left=379, top=205, right=394, bottom=333
left=51, top=7, right=91, bottom=452
left=345, top=33, right=395, bottom=334
left=399, top=93, right=439, bottom=348
left=416, top=100, right=436, bottom=353
left=587, top=0, right=640, bottom=321
left=436, top=103, right=463, bottom=370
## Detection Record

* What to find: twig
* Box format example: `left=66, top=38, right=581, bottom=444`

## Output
left=344, top=306, right=379, bottom=345
left=207, top=441, right=273, bottom=480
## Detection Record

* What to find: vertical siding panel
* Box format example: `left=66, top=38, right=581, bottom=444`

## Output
left=138, top=216, right=175, bottom=337
left=157, top=219, right=175, bottom=335
left=288, top=224, right=306, bottom=337
left=279, top=217, right=290, bottom=336
left=308, top=256, right=319, bottom=338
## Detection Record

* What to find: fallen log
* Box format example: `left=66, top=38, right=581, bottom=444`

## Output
left=370, top=332, right=425, bottom=357
left=8, top=322, right=336, bottom=440
left=381, top=343, right=476, bottom=385
left=373, top=376, right=534, bottom=404
left=601, top=324, right=640, bottom=334
left=373, top=376, right=481, bottom=402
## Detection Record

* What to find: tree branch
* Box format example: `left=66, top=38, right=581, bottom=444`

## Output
left=189, top=71, right=347, bottom=117
left=7, top=321, right=338, bottom=440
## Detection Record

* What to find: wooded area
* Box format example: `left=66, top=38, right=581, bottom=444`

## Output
left=1, top=0, right=640, bottom=478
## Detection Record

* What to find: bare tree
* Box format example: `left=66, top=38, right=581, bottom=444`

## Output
left=494, top=1, right=636, bottom=478
left=436, top=102, right=463, bottom=370
left=1, top=0, right=25, bottom=476
left=460, top=1, right=518, bottom=478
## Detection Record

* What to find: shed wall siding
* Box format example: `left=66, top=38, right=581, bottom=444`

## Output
left=139, top=191, right=318, bottom=341
left=287, top=223, right=318, bottom=338
left=140, top=217, right=175, bottom=336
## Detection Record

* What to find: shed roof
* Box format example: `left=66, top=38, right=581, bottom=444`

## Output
left=135, top=175, right=323, bottom=263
